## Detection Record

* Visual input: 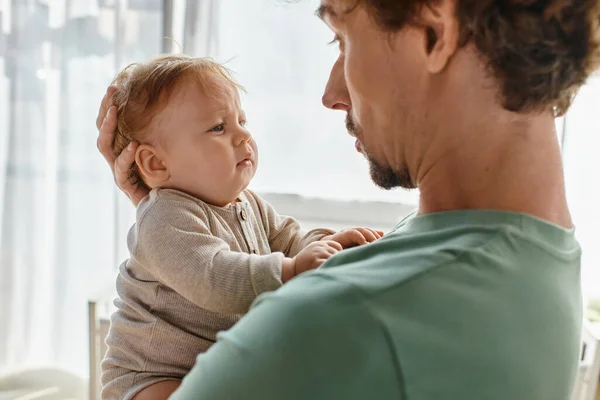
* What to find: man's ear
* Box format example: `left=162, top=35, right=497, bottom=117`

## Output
left=419, top=0, right=459, bottom=74
left=135, top=144, right=169, bottom=184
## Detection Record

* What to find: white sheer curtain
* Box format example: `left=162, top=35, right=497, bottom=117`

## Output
left=0, top=0, right=161, bottom=377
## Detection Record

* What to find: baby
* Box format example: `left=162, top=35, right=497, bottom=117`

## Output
left=100, top=54, right=383, bottom=400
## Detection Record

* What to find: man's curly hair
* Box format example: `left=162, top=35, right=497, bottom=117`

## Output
left=358, top=0, right=600, bottom=116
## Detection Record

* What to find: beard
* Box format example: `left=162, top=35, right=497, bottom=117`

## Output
left=345, top=113, right=416, bottom=190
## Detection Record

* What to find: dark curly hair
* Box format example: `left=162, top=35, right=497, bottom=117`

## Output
left=353, top=0, right=600, bottom=116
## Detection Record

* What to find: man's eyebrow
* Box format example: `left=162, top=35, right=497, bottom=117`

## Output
left=315, top=4, right=337, bottom=20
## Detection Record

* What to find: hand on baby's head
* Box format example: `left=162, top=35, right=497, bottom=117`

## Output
left=96, top=87, right=149, bottom=207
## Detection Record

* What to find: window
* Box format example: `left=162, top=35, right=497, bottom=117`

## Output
left=563, top=76, right=600, bottom=301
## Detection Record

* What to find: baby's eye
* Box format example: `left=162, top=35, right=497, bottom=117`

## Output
left=239, top=120, right=247, bottom=127
left=209, top=124, right=225, bottom=133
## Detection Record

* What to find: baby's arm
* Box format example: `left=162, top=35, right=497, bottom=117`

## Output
left=249, top=191, right=384, bottom=253
left=248, top=191, right=335, bottom=257
left=134, top=197, right=286, bottom=315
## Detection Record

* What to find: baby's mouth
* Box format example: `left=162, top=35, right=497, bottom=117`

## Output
left=237, top=154, right=254, bottom=167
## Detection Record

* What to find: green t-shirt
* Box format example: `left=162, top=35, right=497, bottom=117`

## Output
left=171, top=210, right=582, bottom=400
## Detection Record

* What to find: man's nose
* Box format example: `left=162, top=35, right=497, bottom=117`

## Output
left=322, top=57, right=351, bottom=112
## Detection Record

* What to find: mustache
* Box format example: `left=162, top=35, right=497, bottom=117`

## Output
left=345, top=113, right=358, bottom=137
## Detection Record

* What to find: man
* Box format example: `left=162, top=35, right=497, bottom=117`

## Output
left=97, top=0, right=595, bottom=398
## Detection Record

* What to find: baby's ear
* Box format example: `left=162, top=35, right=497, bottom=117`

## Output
left=135, top=144, right=169, bottom=185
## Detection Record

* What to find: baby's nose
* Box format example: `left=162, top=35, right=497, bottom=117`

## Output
left=234, top=127, right=252, bottom=145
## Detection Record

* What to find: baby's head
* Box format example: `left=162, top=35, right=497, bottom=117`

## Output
left=111, top=54, right=257, bottom=206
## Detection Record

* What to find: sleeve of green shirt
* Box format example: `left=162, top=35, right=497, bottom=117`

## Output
left=170, top=273, right=403, bottom=400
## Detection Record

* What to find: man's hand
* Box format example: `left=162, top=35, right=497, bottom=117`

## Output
left=322, top=228, right=384, bottom=249
left=96, top=86, right=149, bottom=207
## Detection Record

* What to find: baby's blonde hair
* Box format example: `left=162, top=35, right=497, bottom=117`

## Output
left=110, top=54, right=244, bottom=190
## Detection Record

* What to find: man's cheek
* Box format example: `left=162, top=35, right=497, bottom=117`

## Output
left=346, top=55, right=374, bottom=103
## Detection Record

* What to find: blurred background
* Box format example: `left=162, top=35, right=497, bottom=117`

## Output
left=0, top=0, right=599, bottom=399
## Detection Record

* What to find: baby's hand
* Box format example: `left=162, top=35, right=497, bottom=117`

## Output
left=322, top=228, right=384, bottom=249
left=294, top=240, right=343, bottom=276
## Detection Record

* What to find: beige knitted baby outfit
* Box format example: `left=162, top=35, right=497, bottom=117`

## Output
left=101, top=188, right=334, bottom=400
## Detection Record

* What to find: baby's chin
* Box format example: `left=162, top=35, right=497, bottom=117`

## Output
left=238, top=165, right=257, bottom=191
left=186, top=164, right=257, bottom=205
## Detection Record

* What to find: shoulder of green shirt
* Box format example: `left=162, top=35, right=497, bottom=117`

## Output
left=170, top=271, right=404, bottom=400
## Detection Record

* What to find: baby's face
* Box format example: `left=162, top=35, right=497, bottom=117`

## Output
left=151, top=77, right=258, bottom=206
